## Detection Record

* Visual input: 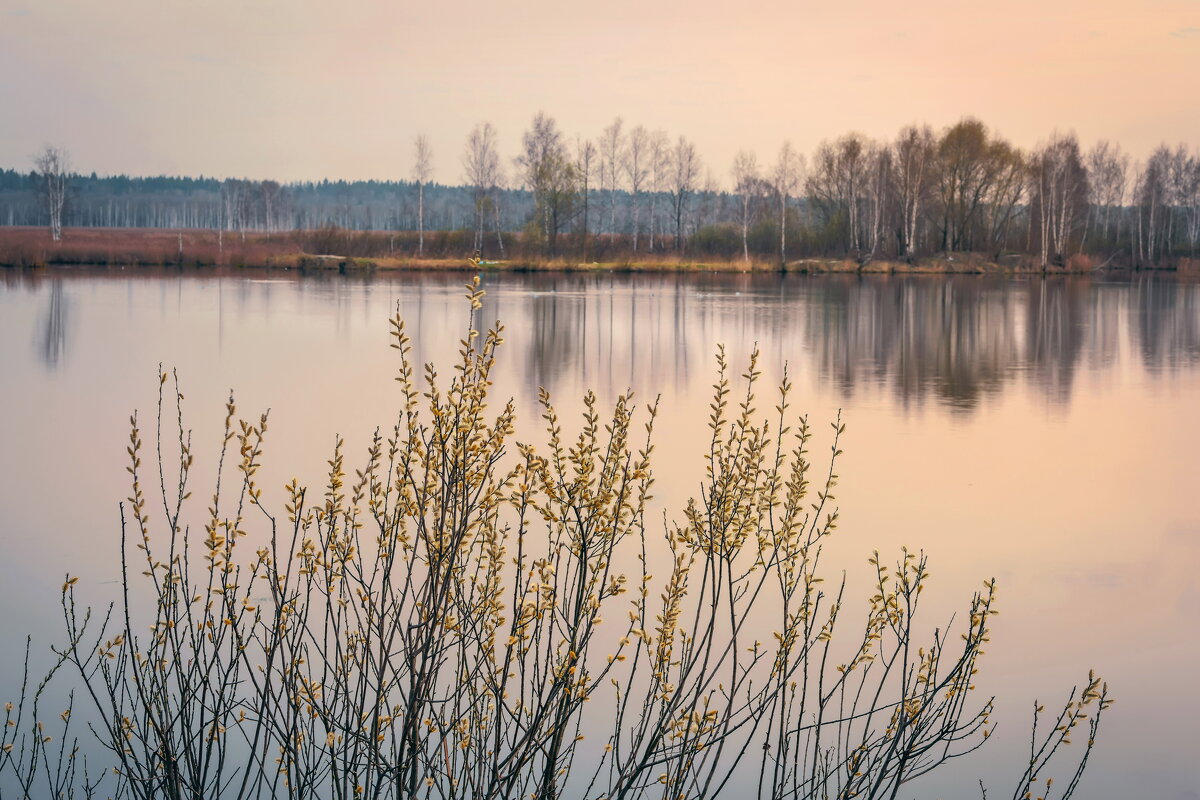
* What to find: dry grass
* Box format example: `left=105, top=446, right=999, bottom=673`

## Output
left=0, top=227, right=298, bottom=269
left=0, top=227, right=1115, bottom=274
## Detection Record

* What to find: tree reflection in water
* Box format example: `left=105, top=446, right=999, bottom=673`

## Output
left=38, top=278, right=68, bottom=368
left=511, top=273, right=1200, bottom=412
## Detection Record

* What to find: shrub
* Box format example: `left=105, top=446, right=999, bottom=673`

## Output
left=0, top=280, right=1110, bottom=799
left=690, top=224, right=741, bottom=259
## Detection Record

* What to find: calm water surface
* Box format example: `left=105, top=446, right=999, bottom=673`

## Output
left=1, top=269, right=1198, bottom=798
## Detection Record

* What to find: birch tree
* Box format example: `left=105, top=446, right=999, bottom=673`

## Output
left=1134, top=147, right=1170, bottom=265
left=625, top=126, right=650, bottom=252
left=1183, top=151, right=1200, bottom=256
left=412, top=135, right=434, bottom=256
left=771, top=141, right=803, bottom=265
left=1167, top=145, right=1200, bottom=256
left=863, top=145, right=892, bottom=261
left=34, top=145, right=70, bottom=242
left=1086, top=140, right=1129, bottom=245
left=575, top=136, right=598, bottom=254
left=892, top=125, right=935, bottom=259
left=648, top=131, right=669, bottom=251
left=490, top=169, right=509, bottom=258
left=731, top=150, right=760, bottom=263
left=668, top=136, right=701, bottom=251
left=1030, top=134, right=1089, bottom=267
left=463, top=122, right=501, bottom=253
left=220, top=179, right=248, bottom=239
left=806, top=134, right=870, bottom=253
left=260, top=180, right=285, bottom=233
left=600, top=118, right=624, bottom=234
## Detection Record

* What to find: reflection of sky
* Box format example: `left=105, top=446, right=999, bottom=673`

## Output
left=14, top=270, right=1200, bottom=411
left=1, top=269, right=1199, bottom=799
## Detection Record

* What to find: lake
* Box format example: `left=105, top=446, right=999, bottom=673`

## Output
left=1, top=268, right=1197, bottom=798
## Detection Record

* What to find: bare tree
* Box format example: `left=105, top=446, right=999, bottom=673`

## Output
left=892, top=125, right=936, bottom=259
left=863, top=144, right=892, bottom=261
left=575, top=136, right=598, bottom=255
left=1086, top=140, right=1129, bottom=245
left=980, top=143, right=1026, bottom=253
left=517, top=112, right=578, bottom=256
left=260, top=180, right=285, bottom=233
left=1183, top=149, right=1200, bottom=256
left=771, top=141, right=803, bottom=266
left=648, top=130, right=669, bottom=251
left=669, top=136, right=701, bottom=251
left=412, top=135, right=433, bottom=256
left=1136, top=147, right=1172, bottom=265
left=1030, top=133, right=1089, bottom=266
left=492, top=173, right=508, bottom=257
left=807, top=134, right=871, bottom=253
left=626, top=126, right=649, bottom=252
left=731, top=150, right=760, bottom=263
left=600, top=118, right=625, bottom=235
left=220, top=179, right=249, bottom=240
left=1166, top=145, right=1200, bottom=257
left=34, top=145, right=70, bottom=242
left=695, top=169, right=722, bottom=232
left=463, top=123, right=501, bottom=253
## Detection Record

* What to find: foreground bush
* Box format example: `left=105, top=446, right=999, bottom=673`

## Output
left=0, top=279, right=1109, bottom=799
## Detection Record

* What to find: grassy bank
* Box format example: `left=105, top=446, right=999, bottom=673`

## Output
left=3, top=226, right=1190, bottom=275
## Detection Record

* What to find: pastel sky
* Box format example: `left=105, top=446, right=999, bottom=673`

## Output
left=0, top=0, right=1196, bottom=185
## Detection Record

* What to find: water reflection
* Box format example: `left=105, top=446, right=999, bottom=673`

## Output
left=1133, top=275, right=1200, bottom=371
left=1023, top=279, right=1091, bottom=404
left=37, top=278, right=68, bottom=368
left=500, top=273, right=1200, bottom=412
left=2, top=268, right=1199, bottom=800
left=14, top=269, right=1200, bottom=408
left=804, top=278, right=1025, bottom=410
left=519, top=277, right=701, bottom=399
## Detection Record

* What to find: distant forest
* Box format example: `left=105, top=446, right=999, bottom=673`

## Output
left=4, top=116, right=1199, bottom=266
left=0, top=170, right=530, bottom=235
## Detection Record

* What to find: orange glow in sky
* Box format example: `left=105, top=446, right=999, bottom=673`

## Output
left=0, top=0, right=1196, bottom=183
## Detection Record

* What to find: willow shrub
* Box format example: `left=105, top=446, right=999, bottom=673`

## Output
left=1, top=277, right=1110, bottom=800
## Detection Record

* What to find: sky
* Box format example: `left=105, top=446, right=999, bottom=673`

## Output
left=0, top=0, right=1197, bottom=186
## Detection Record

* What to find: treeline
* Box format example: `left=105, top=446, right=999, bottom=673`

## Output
left=6, top=115, right=1200, bottom=267
left=0, top=170, right=533, bottom=235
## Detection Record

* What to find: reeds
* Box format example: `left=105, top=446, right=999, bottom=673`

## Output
left=0, top=278, right=1110, bottom=799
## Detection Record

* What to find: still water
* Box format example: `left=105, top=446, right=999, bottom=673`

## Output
left=1, top=268, right=1198, bottom=798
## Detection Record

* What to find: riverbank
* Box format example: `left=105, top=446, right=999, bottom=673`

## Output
left=1, top=226, right=1192, bottom=275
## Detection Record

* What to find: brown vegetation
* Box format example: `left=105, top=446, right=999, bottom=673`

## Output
left=0, top=227, right=1132, bottom=275
left=0, top=227, right=293, bottom=269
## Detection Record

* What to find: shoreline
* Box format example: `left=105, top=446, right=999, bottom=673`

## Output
left=0, top=226, right=1192, bottom=276
left=0, top=254, right=1177, bottom=277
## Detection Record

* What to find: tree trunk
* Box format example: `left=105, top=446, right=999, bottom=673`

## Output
left=418, top=182, right=425, bottom=257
